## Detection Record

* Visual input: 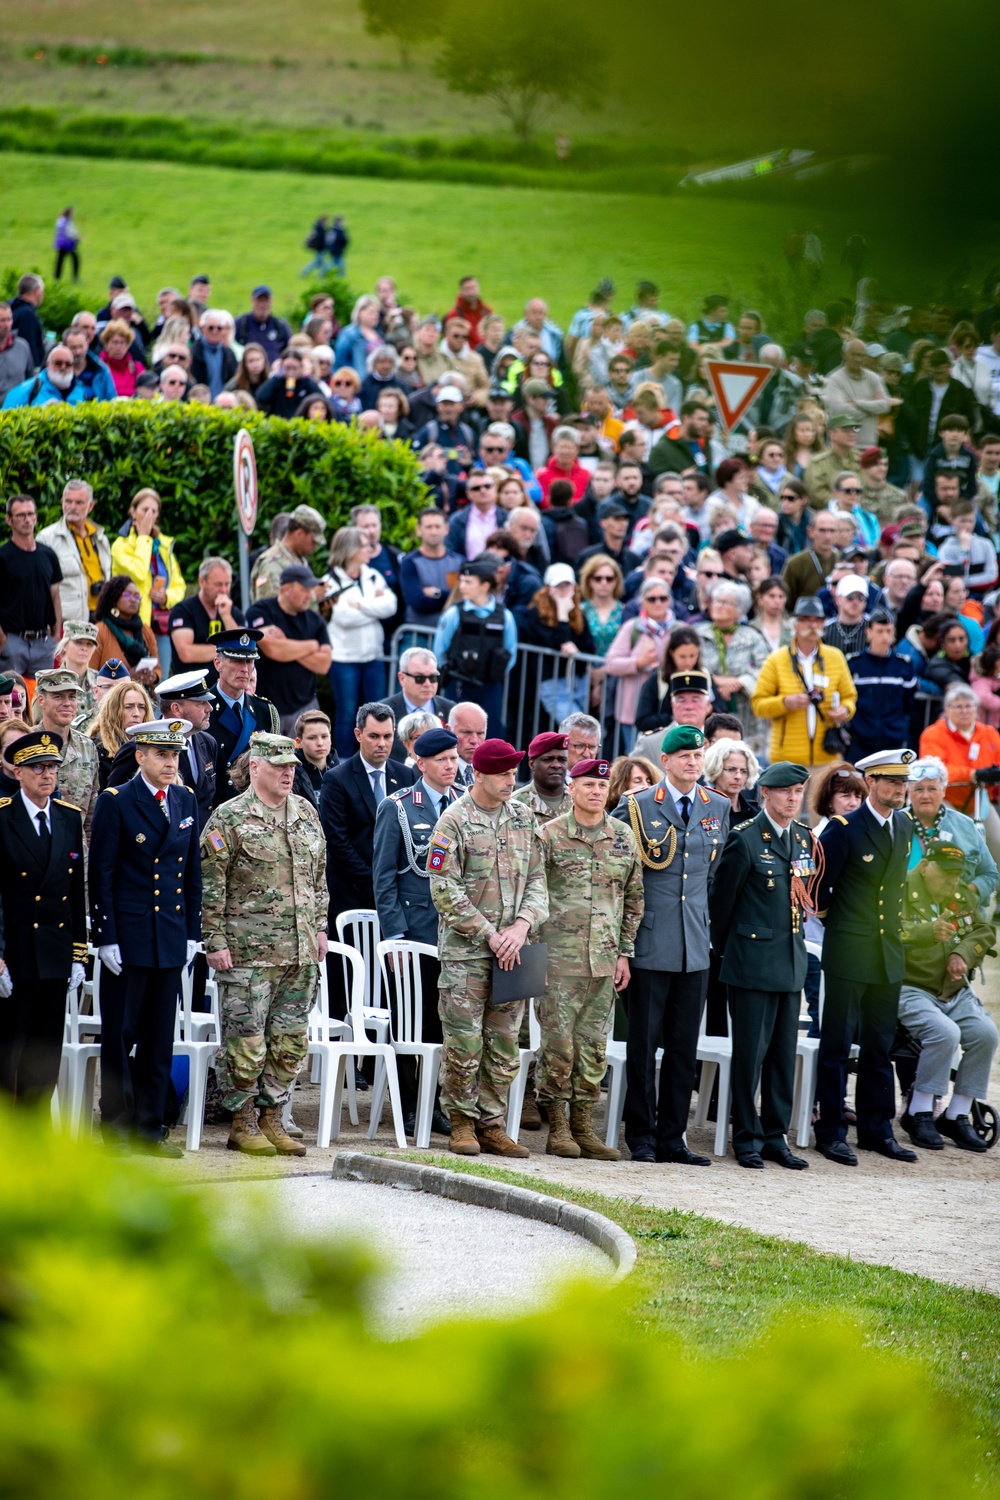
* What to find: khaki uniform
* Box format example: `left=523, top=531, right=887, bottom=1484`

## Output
left=802, top=448, right=862, bottom=507
left=57, top=726, right=99, bottom=841
left=252, top=541, right=299, bottom=602
left=511, top=783, right=571, bottom=826
left=536, top=811, right=644, bottom=1104
left=200, top=788, right=327, bottom=1110
left=429, top=794, right=548, bottom=1123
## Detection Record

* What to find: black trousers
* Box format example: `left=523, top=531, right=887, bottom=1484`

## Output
left=55, top=246, right=80, bottom=280
left=0, top=971, right=67, bottom=1105
left=386, top=952, right=442, bottom=1114
left=100, top=964, right=181, bottom=1140
left=624, top=965, right=708, bottom=1153
left=728, top=986, right=799, bottom=1155
left=816, top=974, right=899, bottom=1146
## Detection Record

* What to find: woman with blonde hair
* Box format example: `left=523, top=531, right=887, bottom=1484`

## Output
left=578, top=553, right=624, bottom=658
left=110, top=487, right=187, bottom=674
left=88, top=677, right=154, bottom=788
left=151, top=314, right=192, bottom=367
left=324, top=524, right=397, bottom=756
left=334, top=293, right=384, bottom=376
left=99, top=317, right=145, bottom=397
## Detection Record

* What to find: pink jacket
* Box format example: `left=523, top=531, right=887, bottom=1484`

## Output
left=970, top=670, right=1000, bottom=729
left=604, top=617, right=664, bottom=725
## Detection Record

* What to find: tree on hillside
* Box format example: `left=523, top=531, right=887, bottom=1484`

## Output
left=359, top=0, right=446, bottom=67
left=435, top=0, right=605, bottom=142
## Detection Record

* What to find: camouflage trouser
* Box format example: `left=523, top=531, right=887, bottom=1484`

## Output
left=536, top=974, right=614, bottom=1105
left=438, top=957, right=524, bottom=1125
left=217, top=963, right=318, bottom=1110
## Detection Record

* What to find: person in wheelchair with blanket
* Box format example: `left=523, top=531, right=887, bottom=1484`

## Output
left=897, top=839, right=998, bottom=1152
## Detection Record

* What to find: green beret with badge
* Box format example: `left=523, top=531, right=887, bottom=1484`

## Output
left=661, top=724, right=706, bottom=755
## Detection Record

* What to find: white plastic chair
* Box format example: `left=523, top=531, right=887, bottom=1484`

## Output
left=603, top=1038, right=628, bottom=1148
left=694, top=1005, right=733, bottom=1157
left=57, top=957, right=103, bottom=1138
left=315, top=941, right=407, bottom=1150
left=304, top=960, right=358, bottom=1129
left=370, top=940, right=442, bottom=1147
left=335, top=907, right=391, bottom=1096
left=791, top=941, right=824, bottom=1147
left=173, top=955, right=221, bottom=1151
left=505, top=998, right=541, bottom=1143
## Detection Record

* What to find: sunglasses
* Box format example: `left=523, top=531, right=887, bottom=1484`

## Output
left=480, top=445, right=506, bottom=453
left=780, top=492, right=801, bottom=501
left=839, top=487, right=862, bottom=495
left=591, top=574, right=617, bottom=583
left=402, top=672, right=440, bottom=685
left=699, top=569, right=723, bottom=579
left=332, top=379, right=356, bottom=388
left=645, top=594, right=670, bottom=603
left=467, top=484, right=494, bottom=493
left=203, top=325, right=224, bottom=332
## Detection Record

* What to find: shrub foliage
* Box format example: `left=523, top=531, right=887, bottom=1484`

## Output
left=0, top=1108, right=991, bottom=1500
left=0, top=403, right=427, bottom=573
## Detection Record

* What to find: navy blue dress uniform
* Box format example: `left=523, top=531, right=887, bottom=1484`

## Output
left=89, top=720, right=202, bottom=1147
left=372, top=726, right=462, bottom=1118
left=106, top=670, right=219, bottom=830
left=816, top=747, right=917, bottom=1164
left=709, top=762, right=815, bottom=1167
left=205, top=630, right=280, bottom=805
left=612, top=722, right=730, bottom=1164
left=0, top=732, right=87, bottom=1103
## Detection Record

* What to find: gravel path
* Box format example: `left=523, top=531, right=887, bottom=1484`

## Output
left=209, top=1176, right=609, bottom=1336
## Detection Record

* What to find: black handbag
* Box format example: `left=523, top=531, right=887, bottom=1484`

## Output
left=788, top=646, right=851, bottom=756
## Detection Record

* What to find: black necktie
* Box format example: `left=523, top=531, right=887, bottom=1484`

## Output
left=779, top=827, right=790, bottom=857
left=232, top=699, right=243, bottom=725
left=36, top=808, right=51, bottom=853
left=679, top=794, right=691, bottom=825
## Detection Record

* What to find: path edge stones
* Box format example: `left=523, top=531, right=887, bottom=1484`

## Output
left=331, top=1151, right=636, bottom=1283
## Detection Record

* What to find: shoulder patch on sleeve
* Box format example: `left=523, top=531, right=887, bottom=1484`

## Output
left=205, top=828, right=226, bottom=853
left=430, top=830, right=452, bottom=850
left=54, top=798, right=81, bottom=811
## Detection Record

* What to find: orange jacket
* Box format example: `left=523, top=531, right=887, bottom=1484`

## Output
left=918, top=714, right=1000, bottom=813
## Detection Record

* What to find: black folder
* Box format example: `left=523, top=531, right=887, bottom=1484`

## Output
left=491, top=943, right=549, bottom=1004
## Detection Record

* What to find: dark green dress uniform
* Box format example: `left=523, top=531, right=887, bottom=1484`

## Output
left=710, top=803, right=814, bottom=1159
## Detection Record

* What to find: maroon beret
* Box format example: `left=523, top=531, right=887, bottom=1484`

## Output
left=569, top=758, right=610, bottom=779
left=528, top=731, right=568, bottom=759
left=859, top=446, right=884, bottom=469
left=471, top=738, right=525, bottom=773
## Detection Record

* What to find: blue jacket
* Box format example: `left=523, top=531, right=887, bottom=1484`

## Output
left=334, top=324, right=380, bottom=377
left=75, top=351, right=117, bottom=403
left=848, top=648, right=918, bottom=754
left=88, top=777, right=202, bottom=967
left=2, top=371, right=88, bottom=409
left=372, top=778, right=462, bottom=944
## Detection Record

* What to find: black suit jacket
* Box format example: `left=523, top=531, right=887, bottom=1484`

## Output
left=818, top=803, right=913, bottom=984
left=189, top=343, right=238, bottom=389
left=380, top=690, right=457, bottom=762
left=106, top=729, right=219, bottom=831
left=905, top=377, right=977, bottom=459
left=207, top=690, right=279, bottom=805
left=319, top=753, right=415, bottom=917
left=0, top=795, right=87, bottom=979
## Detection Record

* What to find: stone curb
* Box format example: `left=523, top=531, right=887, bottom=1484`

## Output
left=330, top=1151, right=637, bottom=1283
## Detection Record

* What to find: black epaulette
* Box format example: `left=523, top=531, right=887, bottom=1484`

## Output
left=54, top=798, right=81, bottom=811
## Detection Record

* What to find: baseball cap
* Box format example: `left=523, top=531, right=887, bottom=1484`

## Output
left=252, top=284, right=272, bottom=298
left=436, top=385, right=464, bottom=403
left=835, top=574, right=868, bottom=598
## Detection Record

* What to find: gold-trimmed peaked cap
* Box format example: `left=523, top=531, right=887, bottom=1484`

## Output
left=5, top=730, right=64, bottom=767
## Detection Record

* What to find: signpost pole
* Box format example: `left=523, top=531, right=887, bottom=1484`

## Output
left=233, top=427, right=259, bottom=615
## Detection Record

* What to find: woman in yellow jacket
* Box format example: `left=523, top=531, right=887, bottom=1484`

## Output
left=110, top=487, right=186, bottom=674
left=750, top=600, right=857, bottom=766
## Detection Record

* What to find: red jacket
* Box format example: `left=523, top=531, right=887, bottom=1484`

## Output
left=444, top=296, right=493, bottom=350
left=536, top=457, right=591, bottom=503
left=100, top=350, right=144, bottom=398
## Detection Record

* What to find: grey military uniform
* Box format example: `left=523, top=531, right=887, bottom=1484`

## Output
left=372, top=778, right=462, bottom=945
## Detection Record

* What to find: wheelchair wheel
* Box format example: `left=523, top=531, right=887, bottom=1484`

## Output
left=971, top=1099, right=999, bottom=1148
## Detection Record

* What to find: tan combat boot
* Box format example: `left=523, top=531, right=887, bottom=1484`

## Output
left=227, top=1100, right=277, bottom=1155
left=570, top=1101, right=621, bottom=1160
left=519, top=1069, right=542, bottom=1130
left=544, top=1102, right=582, bottom=1158
left=476, top=1122, right=529, bottom=1158
left=449, top=1112, right=481, bottom=1155
left=258, top=1105, right=308, bottom=1157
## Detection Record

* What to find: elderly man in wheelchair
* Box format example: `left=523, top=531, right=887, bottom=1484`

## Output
left=896, top=839, right=998, bottom=1153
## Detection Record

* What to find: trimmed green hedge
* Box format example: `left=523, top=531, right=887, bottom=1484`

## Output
left=0, top=403, right=427, bottom=574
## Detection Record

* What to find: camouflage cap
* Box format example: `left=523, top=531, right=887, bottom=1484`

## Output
left=35, top=668, right=82, bottom=694
left=288, top=504, right=326, bottom=540
left=249, top=731, right=299, bottom=765
left=63, top=619, right=99, bottom=644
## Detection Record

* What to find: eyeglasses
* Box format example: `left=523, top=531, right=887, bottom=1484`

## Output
left=332, top=379, right=355, bottom=388
left=49, top=360, right=73, bottom=369
left=203, top=325, right=224, bottom=332
left=838, top=486, right=862, bottom=495
left=467, top=484, right=494, bottom=493
left=644, top=594, right=670, bottom=603
left=402, top=672, right=440, bottom=685
left=480, top=445, right=506, bottom=453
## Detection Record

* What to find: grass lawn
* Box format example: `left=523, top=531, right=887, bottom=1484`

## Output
left=2, top=151, right=994, bottom=333
left=421, top=1158, right=1000, bottom=1481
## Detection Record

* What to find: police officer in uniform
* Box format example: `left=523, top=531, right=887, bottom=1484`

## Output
left=816, top=746, right=917, bottom=1165
left=205, top=629, right=280, bottom=805
left=613, top=723, right=730, bottom=1164
left=0, top=730, right=87, bottom=1104
left=89, top=718, right=202, bottom=1154
left=710, top=762, right=816, bottom=1169
left=372, top=725, right=463, bottom=1136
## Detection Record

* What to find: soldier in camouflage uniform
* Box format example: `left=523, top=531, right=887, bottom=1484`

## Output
left=429, top=737, right=548, bottom=1158
left=252, top=505, right=326, bottom=602
left=33, top=668, right=99, bottom=841
left=536, top=758, right=644, bottom=1160
left=201, top=732, right=328, bottom=1156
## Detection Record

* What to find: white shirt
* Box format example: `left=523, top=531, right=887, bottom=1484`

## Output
left=139, top=771, right=168, bottom=810
left=19, top=789, right=52, bottom=833
left=360, top=756, right=386, bottom=799
left=865, top=797, right=890, bottom=828
left=794, top=646, right=819, bottom=743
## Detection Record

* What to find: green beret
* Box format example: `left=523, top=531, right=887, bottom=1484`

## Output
left=661, top=724, right=705, bottom=755
left=758, top=761, right=810, bottom=788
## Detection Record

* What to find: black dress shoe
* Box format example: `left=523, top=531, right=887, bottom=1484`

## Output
left=937, top=1113, right=989, bottom=1153
left=431, top=1108, right=453, bottom=1137
left=629, top=1145, right=657, bottom=1163
left=904, top=1111, right=946, bottom=1150
left=761, top=1143, right=809, bottom=1169
left=818, top=1140, right=858, bottom=1166
left=857, top=1135, right=917, bottom=1162
left=656, top=1145, right=711, bottom=1166
left=402, top=1112, right=417, bottom=1137
left=135, top=1137, right=184, bottom=1159
left=354, top=1068, right=370, bottom=1092
left=736, top=1151, right=765, bottom=1169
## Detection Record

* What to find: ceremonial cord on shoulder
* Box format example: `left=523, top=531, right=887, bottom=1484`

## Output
left=395, top=798, right=431, bottom=879
left=628, top=792, right=677, bottom=872
left=792, top=827, right=826, bottom=916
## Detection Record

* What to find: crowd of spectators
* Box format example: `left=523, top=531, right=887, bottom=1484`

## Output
left=3, top=266, right=1000, bottom=850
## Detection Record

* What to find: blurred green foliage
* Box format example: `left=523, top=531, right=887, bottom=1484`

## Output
left=0, top=404, right=427, bottom=574
left=284, top=268, right=357, bottom=332
left=0, top=1108, right=992, bottom=1500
